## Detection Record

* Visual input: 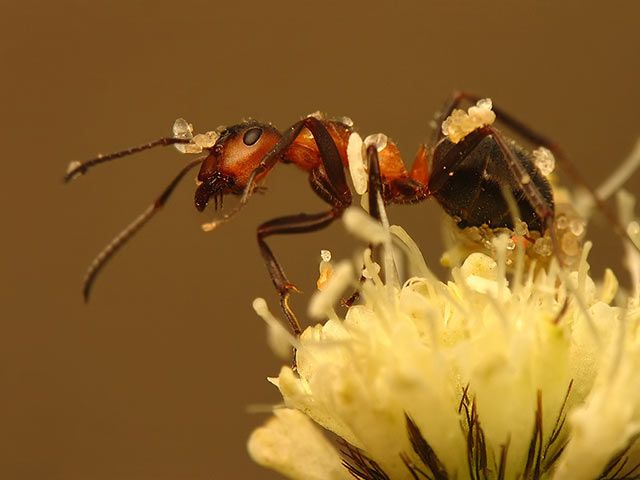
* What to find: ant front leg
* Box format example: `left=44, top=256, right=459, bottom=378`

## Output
left=256, top=117, right=352, bottom=335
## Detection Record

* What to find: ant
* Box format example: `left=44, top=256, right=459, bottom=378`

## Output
left=65, top=92, right=634, bottom=336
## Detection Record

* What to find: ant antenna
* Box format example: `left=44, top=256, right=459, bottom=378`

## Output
left=64, top=137, right=190, bottom=182
left=82, top=158, right=203, bottom=301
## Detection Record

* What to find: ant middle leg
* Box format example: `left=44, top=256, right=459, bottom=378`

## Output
left=343, top=145, right=389, bottom=307
left=256, top=118, right=352, bottom=334
left=259, top=165, right=351, bottom=334
left=257, top=206, right=345, bottom=336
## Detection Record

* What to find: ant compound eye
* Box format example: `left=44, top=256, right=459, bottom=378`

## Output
left=243, top=127, right=263, bottom=146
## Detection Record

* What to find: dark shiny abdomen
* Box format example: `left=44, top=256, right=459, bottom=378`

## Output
left=428, top=132, right=554, bottom=233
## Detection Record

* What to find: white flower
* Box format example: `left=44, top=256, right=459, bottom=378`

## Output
left=248, top=163, right=640, bottom=479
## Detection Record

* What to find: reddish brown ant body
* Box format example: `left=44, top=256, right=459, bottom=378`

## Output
left=66, top=112, right=419, bottom=335
left=66, top=92, right=631, bottom=335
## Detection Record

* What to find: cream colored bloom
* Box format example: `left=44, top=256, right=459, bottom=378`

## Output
left=248, top=138, right=640, bottom=479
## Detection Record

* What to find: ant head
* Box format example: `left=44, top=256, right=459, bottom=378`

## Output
left=194, top=121, right=281, bottom=211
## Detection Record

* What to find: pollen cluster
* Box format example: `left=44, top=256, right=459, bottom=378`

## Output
left=441, top=98, right=497, bottom=143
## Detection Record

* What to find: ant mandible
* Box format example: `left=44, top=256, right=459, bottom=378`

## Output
left=65, top=92, right=629, bottom=336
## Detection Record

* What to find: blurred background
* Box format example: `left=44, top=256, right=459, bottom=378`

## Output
left=2, top=1, right=639, bottom=478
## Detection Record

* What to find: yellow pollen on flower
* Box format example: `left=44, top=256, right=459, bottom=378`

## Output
left=316, top=250, right=334, bottom=291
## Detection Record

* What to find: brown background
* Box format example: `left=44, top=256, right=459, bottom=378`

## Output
left=2, top=1, right=639, bottom=479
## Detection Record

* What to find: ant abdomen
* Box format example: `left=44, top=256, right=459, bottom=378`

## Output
left=429, top=128, right=554, bottom=233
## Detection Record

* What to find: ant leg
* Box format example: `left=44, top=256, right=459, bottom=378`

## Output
left=456, top=124, right=568, bottom=265
left=434, top=91, right=554, bottom=148
left=443, top=92, right=638, bottom=252
left=428, top=91, right=504, bottom=144
left=81, top=158, right=203, bottom=301
left=366, top=144, right=385, bottom=222
left=257, top=119, right=351, bottom=334
left=488, top=126, right=555, bottom=224
left=430, top=92, right=555, bottom=228
left=64, top=137, right=190, bottom=182
left=489, top=100, right=636, bottom=250
left=428, top=125, right=554, bottom=233
left=202, top=116, right=350, bottom=231
left=427, top=91, right=473, bottom=144
left=427, top=127, right=494, bottom=195
left=343, top=145, right=386, bottom=307
left=487, top=125, right=564, bottom=261
left=406, top=91, right=475, bottom=188
left=257, top=206, right=345, bottom=336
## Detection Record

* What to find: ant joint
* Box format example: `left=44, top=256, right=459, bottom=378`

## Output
left=441, top=98, right=496, bottom=144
